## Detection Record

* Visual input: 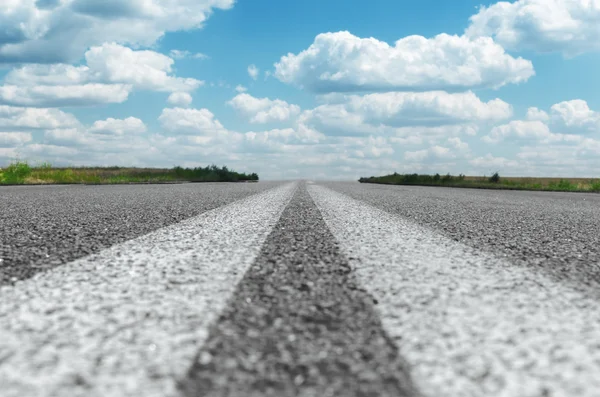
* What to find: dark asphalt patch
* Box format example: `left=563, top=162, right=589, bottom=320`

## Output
left=0, top=182, right=281, bottom=286
left=179, top=184, right=419, bottom=397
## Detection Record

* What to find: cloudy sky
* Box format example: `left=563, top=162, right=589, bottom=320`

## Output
left=1, top=0, right=600, bottom=180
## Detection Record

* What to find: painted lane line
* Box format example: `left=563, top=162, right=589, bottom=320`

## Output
left=308, top=184, right=600, bottom=397
left=0, top=182, right=297, bottom=397
left=180, top=183, right=420, bottom=397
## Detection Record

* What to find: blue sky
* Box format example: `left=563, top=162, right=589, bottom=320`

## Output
left=1, top=0, right=600, bottom=179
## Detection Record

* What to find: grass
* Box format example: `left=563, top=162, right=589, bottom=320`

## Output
left=0, top=161, right=260, bottom=185
left=359, top=172, right=600, bottom=193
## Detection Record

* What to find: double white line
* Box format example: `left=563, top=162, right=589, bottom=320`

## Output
left=2, top=182, right=599, bottom=397
left=309, top=184, right=600, bottom=397
left=0, top=182, right=297, bottom=397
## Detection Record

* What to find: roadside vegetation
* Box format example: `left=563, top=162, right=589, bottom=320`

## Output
left=359, top=172, right=600, bottom=193
left=0, top=161, right=259, bottom=185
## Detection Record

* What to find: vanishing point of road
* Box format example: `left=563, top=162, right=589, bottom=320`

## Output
left=1, top=181, right=599, bottom=397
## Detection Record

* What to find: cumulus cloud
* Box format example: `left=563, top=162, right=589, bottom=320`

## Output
left=5, top=43, right=203, bottom=91
left=0, top=106, right=80, bottom=129
left=483, top=120, right=554, bottom=143
left=447, top=137, right=470, bottom=151
left=228, top=93, right=301, bottom=124
left=550, top=99, right=600, bottom=131
left=88, top=117, right=147, bottom=136
left=235, top=85, right=247, bottom=93
left=469, top=154, right=520, bottom=169
left=0, top=43, right=201, bottom=107
left=245, top=124, right=325, bottom=146
left=167, top=92, right=193, bottom=107
left=43, top=128, right=91, bottom=147
left=274, top=31, right=534, bottom=93
left=84, top=43, right=202, bottom=92
left=466, top=0, right=600, bottom=57
left=300, top=91, right=511, bottom=137
left=359, top=137, right=394, bottom=158
left=21, top=143, right=79, bottom=158
left=0, top=84, right=131, bottom=107
left=169, top=50, right=209, bottom=60
left=484, top=99, right=600, bottom=143
left=405, top=145, right=454, bottom=162
left=0, top=132, right=33, bottom=147
left=0, top=0, right=235, bottom=64
left=158, top=107, right=242, bottom=147
left=526, top=107, right=549, bottom=122
left=347, top=91, right=511, bottom=126
left=248, top=64, right=259, bottom=80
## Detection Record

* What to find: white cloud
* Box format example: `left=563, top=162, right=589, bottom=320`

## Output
left=0, top=83, right=131, bottom=107
left=0, top=147, right=18, bottom=162
left=0, top=0, right=235, bottom=64
left=550, top=99, right=600, bottom=131
left=447, top=137, right=469, bottom=151
left=21, top=143, right=79, bottom=158
left=394, top=124, right=479, bottom=140
left=300, top=91, right=511, bottom=137
left=483, top=120, right=554, bottom=143
left=167, top=92, right=193, bottom=107
left=389, top=136, right=424, bottom=146
left=332, top=136, right=394, bottom=159
left=89, top=117, right=146, bottom=136
left=228, top=93, right=301, bottom=124
left=245, top=124, right=325, bottom=146
left=346, top=91, right=511, bottom=126
left=469, top=154, right=520, bottom=169
left=0, top=132, right=32, bottom=147
left=405, top=145, right=454, bottom=162
left=526, top=107, right=549, bottom=122
left=235, top=85, right=247, bottom=93
left=484, top=99, right=600, bottom=143
left=169, top=50, right=209, bottom=60
left=159, top=108, right=225, bottom=135
left=159, top=107, right=242, bottom=146
left=274, top=31, right=534, bottom=93
left=84, top=43, right=202, bottom=92
left=0, top=106, right=80, bottom=129
left=466, top=0, right=600, bottom=57
left=1, top=43, right=201, bottom=107
left=403, top=149, right=428, bottom=162
left=248, top=64, right=259, bottom=80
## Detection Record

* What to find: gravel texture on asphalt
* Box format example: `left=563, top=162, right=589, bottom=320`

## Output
left=0, top=182, right=297, bottom=397
left=0, top=182, right=282, bottom=286
left=180, top=183, right=420, bottom=397
left=322, top=182, right=600, bottom=296
left=309, top=184, right=600, bottom=397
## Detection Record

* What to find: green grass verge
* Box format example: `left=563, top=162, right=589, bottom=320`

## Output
left=359, top=173, right=600, bottom=193
left=0, top=161, right=260, bottom=185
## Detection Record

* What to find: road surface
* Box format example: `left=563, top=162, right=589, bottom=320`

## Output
left=1, top=181, right=599, bottom=397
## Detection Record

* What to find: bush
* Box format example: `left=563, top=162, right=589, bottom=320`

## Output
left=549, top=179, right=576, bottom=191
left=489, top=172, right=500, bottom=183
left=172, top=164, right=258, bottom=182
left=1, top=161, right=32, bottom=184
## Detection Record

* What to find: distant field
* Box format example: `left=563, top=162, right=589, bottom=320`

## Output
left=360, top=173, right=600, bottom=192
left=0, top=162, right=259, bottom=185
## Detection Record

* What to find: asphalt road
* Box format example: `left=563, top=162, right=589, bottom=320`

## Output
left=321, top=182, right=600, bottom=296
left=0, top=182, right=282, bottom=286
left=1, top=181, right=599, bottom=396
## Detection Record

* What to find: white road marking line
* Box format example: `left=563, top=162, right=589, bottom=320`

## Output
left=309, top=184, right=600, bottom=397
left=0, top=182, right=297, bottom=397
